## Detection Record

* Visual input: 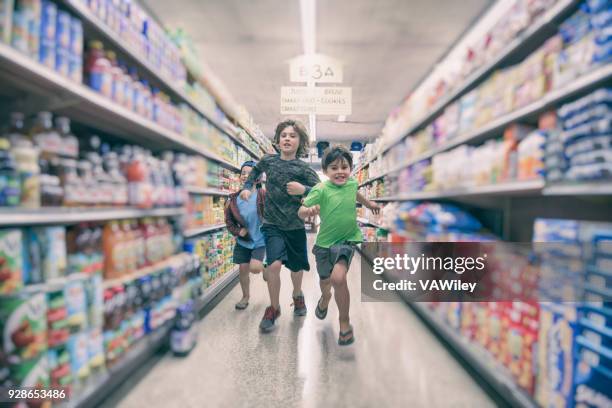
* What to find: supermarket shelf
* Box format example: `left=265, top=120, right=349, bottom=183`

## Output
left=184, top=223, right=226, bottom=238
left=368, top=65, right=612, bottom=182
left=409, top=303, right=538, bottom=408
left=103, top=253, right=189, bottom=289
left=0, top=43, right=239, bottom=171
left=357, top=217, right=384, bottom=229
left=199, top=266, right=239, bottom=312
left=0, top=206, right=185, bottom=227
left=186, top=186, right=231, bottom=196
left=377, top=0, right=580, bottom=159
left=23, top=272, right=89, bottom=294
left=73, top=319, right=173, bottom=408
left=359, top=174, right=385, bottom=187
left=543, top=182, right=612, bottom=196
left=372, top=179, right=545, bottom=201
left=60, top=0, right=263, bottom=160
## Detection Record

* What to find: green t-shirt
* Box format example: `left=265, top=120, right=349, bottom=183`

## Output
left=303, top=178, right=362, bottom=248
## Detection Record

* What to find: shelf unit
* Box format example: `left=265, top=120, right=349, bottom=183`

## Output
left=58, top=0, right=266, bottom=159
left=358, top=0, right=580, bottom=172
left=73, top=266, right=239, bottom=408
left=102, top=253, right=190, bottom=289
left=0, top=43, right=242, bottom=170
left=0, top=207, right=185, bottom=227
left=186, top=187, right=231, bottom=196
left=373, top=179, right=546, bottom=202
left=359, top=64, right=612, bottom=188
left=184, top=223, right=226, bottom=238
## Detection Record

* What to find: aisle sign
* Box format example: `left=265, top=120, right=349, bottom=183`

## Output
left=289, top=54, right=343, bottom=83
left=280, top=86, right=352, bottom=115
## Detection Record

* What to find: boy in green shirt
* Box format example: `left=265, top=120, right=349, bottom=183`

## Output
left=298, top=146, right=379, bottom=345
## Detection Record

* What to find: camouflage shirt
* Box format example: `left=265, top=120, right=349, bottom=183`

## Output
left=243, top=154, right=320, bottom=231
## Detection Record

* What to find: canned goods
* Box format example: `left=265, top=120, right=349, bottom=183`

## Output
left=38, top=38, right=55, bottom=69
left=40, top=0, right=57, bottom=41
left=69, top=17, right=82, bottom=56
left=55, top=46, right=69, bottom=77
left=55, top=10, right=70, bottom=50
left=68, top=53, right=82, bottom=83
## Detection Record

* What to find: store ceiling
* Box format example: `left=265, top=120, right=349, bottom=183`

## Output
left=144, top=0, right=492, bottom=143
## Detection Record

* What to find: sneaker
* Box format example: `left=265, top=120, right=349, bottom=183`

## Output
left=259, top=306, right=280, bottom=332
left=292, top=293, right=307, bottom=316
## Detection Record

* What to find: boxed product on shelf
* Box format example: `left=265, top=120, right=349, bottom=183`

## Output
left=0, top=291, right=47, bottom=364
left=0, top=228, right=23, bottom=294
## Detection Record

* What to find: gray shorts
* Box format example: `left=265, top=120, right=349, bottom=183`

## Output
left=312, top=243, right=355, bottom=280
left=233, top=243, right=266, bottom=265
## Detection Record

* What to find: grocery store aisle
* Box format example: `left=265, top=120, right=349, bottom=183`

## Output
left=104, top=236, right=494, bottom=408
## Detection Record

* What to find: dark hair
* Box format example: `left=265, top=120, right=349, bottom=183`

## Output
left=240, top=160, right=257, bottom=171
left=274, top=119, right=310, bottom=158
left=322, top=145, right=353, bottom=170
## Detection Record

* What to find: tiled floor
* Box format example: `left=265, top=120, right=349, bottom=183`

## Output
left=103, top=236, right=495, bottom=408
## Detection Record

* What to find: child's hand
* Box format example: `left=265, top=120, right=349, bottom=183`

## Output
left=238, top=228, right=248, bottom=237
left=306, top=205, right=320, bottom=217
left=367, top=201, right=381, bottom=215
left=240, top=190, right=251, bottom=201
left=286, top=182, right=306, bottom=196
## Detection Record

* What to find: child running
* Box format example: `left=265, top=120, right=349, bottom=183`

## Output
left=224, top=160, right=266, bottom=310
left=240, top=119, right=320, bottom=332
left=298, top=145, right=379, bottom=345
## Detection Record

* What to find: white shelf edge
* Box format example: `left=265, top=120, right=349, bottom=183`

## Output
left=365, top=65, right=612, bottom=182
left=200, top=266, right=239, bottom=310
left=61, top=0, right=265, bottom=159
left=357, top=217, right=384, bottom=229
left=0, top=42, right=239, bottom=171
left=184, top=223, right=227, bottom=238
left=543, top=182, right=612, bottom=196
left=186, top=187, right=231, bottom=196
left=372, top=179, right=545, bottom=201
left=0, top=206, right=185, bottom=226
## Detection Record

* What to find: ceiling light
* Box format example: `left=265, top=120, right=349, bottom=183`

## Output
left=337, top=115, right=346, bottom=122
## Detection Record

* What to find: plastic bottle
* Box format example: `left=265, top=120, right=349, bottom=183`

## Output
left=12, top=137, right=40, bottom=208
left=77, top=159, right=96, bottom=205
left=30, top=111, right=61, bottom=158
left=140, top=80, right=152, bottom=120
left=86, top=40, right=112, bottom=98
left=131, top=219, right=145, bottom=269
left=106, top=50, right=124, bottom=105
left=39, top=157, right=63, bottom=206
left=127, top=147, right=151, bottom=208
left=0, top=138, right=21, bottom=207
left=121, top=220, right=135, bottom=272
left=103, top=220, right=124, bottom=279
left=119, top=62, right=133, bottom=111
left=129, top=68, right=142, bottom=115
left=55, top=117, right=78, bottom=159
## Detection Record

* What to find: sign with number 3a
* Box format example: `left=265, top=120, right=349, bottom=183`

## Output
left=289, top=54, right=343, bottom=83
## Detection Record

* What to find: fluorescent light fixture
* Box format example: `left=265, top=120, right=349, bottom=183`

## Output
left=300, top=0, right=316, bottom=56
left=337, top=115, right=346, bottom=122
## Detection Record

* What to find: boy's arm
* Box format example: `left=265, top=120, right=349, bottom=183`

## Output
left=298, top=205, right=320, bottom=220
left=287, top=165, right=321, bottom=196
left=357, top=191, right=381, bottom=214
left=303, top=166, right=321, bottom=196
left=242, top=158, right=265, bottom=191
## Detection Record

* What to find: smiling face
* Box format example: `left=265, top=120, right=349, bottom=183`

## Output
left=324, top=157, right=352, bottom=186
left=240, top=165, right=253, bottom=183
left=278, top=126, right=301, bottom=157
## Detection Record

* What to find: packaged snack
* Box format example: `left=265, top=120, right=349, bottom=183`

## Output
left=64, top=278, right=87, bottom=331
left=47, top=345, right=72, bottom=389
left=6, top=353, right=49, bottom=388
left=0, top=292, right=47, bottom=364
left=0, top=0, right=14, bottom=44
left=46, top=288, right=69, bottom=348
left=32, top=226, right=67, bottom=281
left=0, top=229, right=23, bottom=294
left=67, top=332, right=90, bottom=384
left=87, top=327, right=105, bottom=373
left=40, top=0, right=55, bottom=41
left=69, top=17, right=82, bottom=57
left=55, top=10, right=69, bottom=50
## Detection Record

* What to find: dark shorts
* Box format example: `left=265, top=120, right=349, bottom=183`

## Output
left=312, top=243, right=356, bottom=280
left=261, top=224, right=309, bottom=272
left=233, top=243, right=266, bottom=265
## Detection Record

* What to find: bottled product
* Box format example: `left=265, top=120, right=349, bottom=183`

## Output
left=0, top=137, right=21, bottom=207
left=106, top=50, right=124, bottom=105
left=12, top=138, right=40, bottom=208
left=38, top=158, right=63, bottom=206
left=58, top=158, right=79, bottom=206
left=86, top=40, right=112, bottom=98
left=103, top=220, right=124, bottom=279
left=55, top=117, right=78, bottom=158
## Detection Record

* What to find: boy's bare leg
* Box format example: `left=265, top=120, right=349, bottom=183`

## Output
left=319, top=278, right=332, bottom=309
left=290, top=270, right=304, bottom=297
left=330, top=260, right=350, bottom=332
left=267, top=260, right=282, bottom=310
left=238, top=263, right=250, bottom=302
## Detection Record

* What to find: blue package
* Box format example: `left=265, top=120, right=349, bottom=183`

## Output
left=558, top=88, right=612, bottom=120
left=64, top=278, right=87, bottom=331
left=590, top=9, right=612, bottom=29
left=55, top=47, right=69, bottom=77
left=585, top=0, right=612, bottom=14
left=38, top=38, right=55, bottom=70
left=67, top=333, right=90, bottom=381
left=579, top=317, right=612, bottom=350
left=560, top=8, right=593, bottom=45
left=69, top=18, right=82, bottom=57
left=55, top=11, right=70, bottom=51
left=593, top=37, right=612, bottom=63
left=563, top=104, right=612, bottom=130
left=68, top=54, right=82, bottom=83
left=569, top=148, right=612, bottom=166
left=40, top=0, right=57, bottom=42
left=566, top=134, right=612, bottom=157
left=533, top=218, right=580, bottom=242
